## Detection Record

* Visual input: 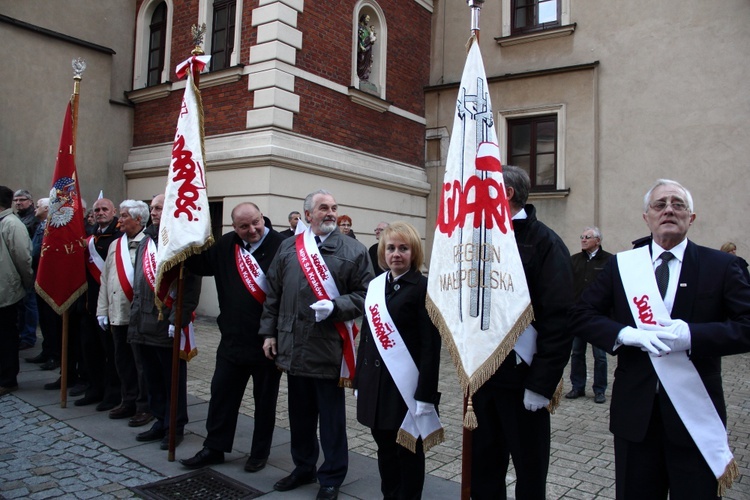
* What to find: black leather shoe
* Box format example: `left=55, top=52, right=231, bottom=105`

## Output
left=274, top=473, right=317, bottom=492
left=26, top=353, right=48, bottom=363
left=109, top=405, right=136, bottom=419
left=244, top=457, right=267, bottom=473
left=136, top=426, right=166, bottom=442
left=594, top=392, right=607, bottom=404
left=160, top=433, right=184, bottom=450
left=74, top=394, right=103, bottom=407
left=44, top=378, right=61, bottom=390
left=40, top=359, right=60, bottom=371
left=180, top=447, right=224, bottom=469
left=565, top=389, right=585, bottom=399
left=316, top=486, right=339, bottom=500
left=69, top=383, right=89, bottom=397
left=96, top=400, right=118, bottom=412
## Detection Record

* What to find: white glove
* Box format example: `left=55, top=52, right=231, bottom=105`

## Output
left=617, top=326, right=676, bottom=356
left=310, top=299, right=334, bottom=322
left=354, top=389, right=359, bottom=400
left=168, top=324, right=175, bottom=338
left=642, top=319, right=691, bottom=352
left=523, top=389, right=549, bottom=412
left=415, top=401, right=435, bottom=416
left=97, top=316, right=109, bottom=331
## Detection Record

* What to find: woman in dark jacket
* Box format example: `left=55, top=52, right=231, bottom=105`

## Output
left=355, top=221, right=442, bottom=500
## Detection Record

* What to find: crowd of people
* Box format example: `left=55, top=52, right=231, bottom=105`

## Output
left=2, top=174, right=750, bottom=499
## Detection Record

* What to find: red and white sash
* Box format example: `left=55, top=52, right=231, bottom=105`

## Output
left=295, top=229, right=358, bottom=386
left=618, top=246, right=737, bottom=493
left=86, top=235, right=105, bottom=284
left=142, top=237, right=197, bottom=361
left=235, top=243, right=269, bottom=304
left=365, top=273, right=444, bottom=452
left=114, top=235, right=135, bottom=302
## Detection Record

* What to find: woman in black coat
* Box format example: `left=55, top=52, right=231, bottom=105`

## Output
left=355, top=221, right=442, bottom=500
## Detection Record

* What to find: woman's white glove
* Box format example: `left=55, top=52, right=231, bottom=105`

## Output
left=97, top=316, right=109, bottom=331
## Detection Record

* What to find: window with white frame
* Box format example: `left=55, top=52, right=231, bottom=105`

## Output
left=198, top=0, right=243, bottom=72
left=133, top=0, right=173, bottom=89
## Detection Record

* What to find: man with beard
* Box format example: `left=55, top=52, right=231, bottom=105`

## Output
left=260, top=189, right=373, bottom=500
left=181, top=202, right=284, bottom=472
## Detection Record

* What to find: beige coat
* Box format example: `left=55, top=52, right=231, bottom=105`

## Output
left=97, top=230, right=145, bottom=326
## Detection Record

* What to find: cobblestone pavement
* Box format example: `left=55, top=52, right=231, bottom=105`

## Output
left=2, top=315, right=750, bottom=498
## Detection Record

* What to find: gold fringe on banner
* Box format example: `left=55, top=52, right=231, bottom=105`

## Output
left=338, top=377, right=353, bottom=388
left=180, top=346, right=198, bottom=362
left=35, top=282, right=87, bottom=317
left=717, top=458, right=739, bottom=496
left=427, top=294, right=535, bottom=430
left=546, top=379, right=564, bottom=414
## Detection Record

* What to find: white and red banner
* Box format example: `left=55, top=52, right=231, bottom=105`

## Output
left=86, top=235, right=105, bottom=284
left=114, top=234, right=135, bottom=302
left=155, top=55, right=214, bottom=293
left=426, top=40, right=533, bottom=429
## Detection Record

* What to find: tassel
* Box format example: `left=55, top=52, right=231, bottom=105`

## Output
left=396, top=429, right=417, bottom=453
left=717, top=459, right=739, bottom=496
left=463, top=395, right=478, bottom=430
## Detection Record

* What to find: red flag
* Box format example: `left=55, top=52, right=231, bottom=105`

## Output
left=35, top=102, right=88, bottom=314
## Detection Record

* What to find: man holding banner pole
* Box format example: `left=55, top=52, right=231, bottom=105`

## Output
left=468, top=166, right=573, bottom=499
left=570, top=179, right=750, bottom=498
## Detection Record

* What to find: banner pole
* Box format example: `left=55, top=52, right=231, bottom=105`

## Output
left=60, top=60, right=85, bottom=408
left=167, top=262, right=186, bottom=461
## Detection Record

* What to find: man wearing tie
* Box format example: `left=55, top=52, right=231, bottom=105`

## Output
left=570, top=179, right=750, bottom=498
left=181, top=202, right=284, bottom=472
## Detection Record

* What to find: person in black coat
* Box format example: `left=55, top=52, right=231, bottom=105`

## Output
left=355, top=221, right=442, bottom=500
left=470, top=165, right=574, bottom=500
left=181, top=202, right=284, bottom=472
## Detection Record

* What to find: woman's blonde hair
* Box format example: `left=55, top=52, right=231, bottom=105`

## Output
left=378, top=221, right=424, bottom=271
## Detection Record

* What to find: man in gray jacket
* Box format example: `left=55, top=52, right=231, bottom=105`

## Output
left=0, top=186, right=33, bottom=395
left=260, top=189, right=373, bottom=500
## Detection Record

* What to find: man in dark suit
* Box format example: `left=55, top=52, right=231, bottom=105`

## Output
left=181, top=202, right=284, bottom=472
left=570, top=179, right=750, bottom=499
left=470, top=166, right=574, bottom=500
left=279, top=210, right=300, bottom=238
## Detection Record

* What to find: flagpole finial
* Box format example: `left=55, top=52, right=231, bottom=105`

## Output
left=467, top=0, right=484, bottom=34
left=191, top=24, right=207, bottom=55
left=72, top=58, right=86, bottom=95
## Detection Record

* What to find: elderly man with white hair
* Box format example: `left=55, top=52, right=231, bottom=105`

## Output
left=97, top=200, right=151, bottom=422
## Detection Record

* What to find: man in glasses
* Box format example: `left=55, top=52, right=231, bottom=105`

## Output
left=570, top=179, right=750, bottom=498
left=565, top=226, right=612, bottom=404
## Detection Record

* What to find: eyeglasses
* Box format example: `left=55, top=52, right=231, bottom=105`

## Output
left=649, top=201, right=689, bottom=213
left=374, top=228, right=384, bottom=233
left=580, top=235, right=597, bottom=240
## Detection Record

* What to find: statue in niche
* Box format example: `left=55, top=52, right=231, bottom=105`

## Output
left=357, top=14, right=377, bottom=81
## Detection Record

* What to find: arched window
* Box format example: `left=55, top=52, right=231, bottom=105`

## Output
left=133, top=0, right=173, bottom=90
left=147, top=3, right=167, bottom=86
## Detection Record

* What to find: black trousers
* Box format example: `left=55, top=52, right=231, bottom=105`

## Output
left=36, top=293, right=61, bottom=360
left=470, top=357, right=550, bottom=500
left=287, top=374, right=348, bottom=487
left=614, top=396, right=719, bottom=500
left=371, top=428, right=426, bottom=500
left=204, top=355, right=281, bottom=457
left=110, top=325, right=147, bottom=410
left=0, top=301, right=21, bottom=387
left=140, top=343, right=188, bottom=432
left=79, top=313, right=120, bottom=402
